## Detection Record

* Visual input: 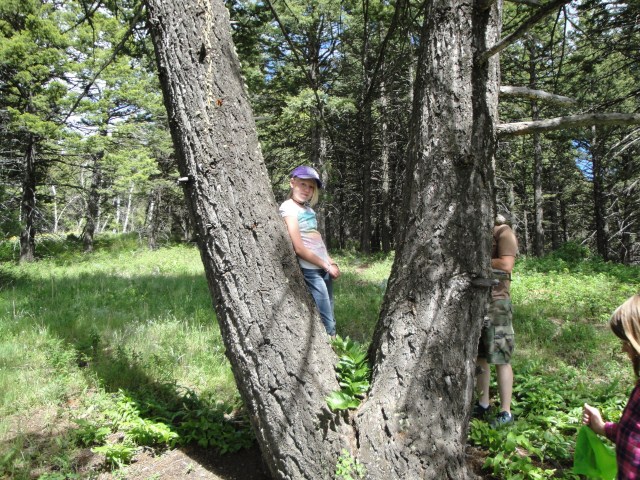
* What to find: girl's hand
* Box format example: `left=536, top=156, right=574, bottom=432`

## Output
left=327, top=263, right=340, bottom=279
left=583, top=403, right=606, bottom=436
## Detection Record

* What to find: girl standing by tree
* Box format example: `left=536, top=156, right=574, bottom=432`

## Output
left=583, top=294, right=640, bottom=479
left=280, top=166, right=340, bottom=337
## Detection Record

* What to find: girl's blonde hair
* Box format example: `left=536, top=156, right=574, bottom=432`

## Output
left=289, top=177, right=320, bottom=206
left=610, top=294, right=640, bottom=377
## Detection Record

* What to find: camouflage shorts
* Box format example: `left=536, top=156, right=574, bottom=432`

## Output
left=478, top=299, right=515, bottom=365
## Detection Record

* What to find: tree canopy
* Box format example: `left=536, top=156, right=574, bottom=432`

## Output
left=1, top=0, right=637, bottom=262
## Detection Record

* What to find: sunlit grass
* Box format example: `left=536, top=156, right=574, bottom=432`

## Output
left=0, top=235, right=639, bottom=479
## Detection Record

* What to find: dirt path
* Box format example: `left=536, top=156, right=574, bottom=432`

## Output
left=104, top=444, right=271, bottom=480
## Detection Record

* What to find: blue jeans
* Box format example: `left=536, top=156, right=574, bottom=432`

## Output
left=301, top=268, right=336, bottom=336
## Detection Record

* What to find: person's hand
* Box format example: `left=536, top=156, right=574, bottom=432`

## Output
left=327, top=263, right=340, bottom=279
left=583, top=403, right=606, bottom=436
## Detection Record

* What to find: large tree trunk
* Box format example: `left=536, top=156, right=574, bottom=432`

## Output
left=19, top=139, right=37, bottom=263
left=146, top=0, right=501, bottom=477
left=145, top=1, right=350, bottom=478
left=354, top=0, right=501, bottom=475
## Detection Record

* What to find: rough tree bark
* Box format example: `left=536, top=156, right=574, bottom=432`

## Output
left=145, top=1, right=351, bottom=477
left=354, top=0, right=501, bottom=475
left=146, top=0, right=500, bottom=477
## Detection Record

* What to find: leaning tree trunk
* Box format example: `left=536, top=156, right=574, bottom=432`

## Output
left=145, top=1, right=351, bottom=478
left=354, top=0, right=501, bottom=476
left=19, top=138, right=37, bottom=263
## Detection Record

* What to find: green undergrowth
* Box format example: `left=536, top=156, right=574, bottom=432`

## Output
left=468, top=243, right=639, bottom=479
left=468, top=358, right=631, bottom=479
left=326, top=336, right=371, bottom=411
left=0, top=236, right=639, bottom=478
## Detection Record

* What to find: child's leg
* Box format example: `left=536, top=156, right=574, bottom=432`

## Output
left=301, top=268, right=336, bottom=336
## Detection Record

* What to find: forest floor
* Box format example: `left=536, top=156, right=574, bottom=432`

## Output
left=6, top=405, right=493, bottom=479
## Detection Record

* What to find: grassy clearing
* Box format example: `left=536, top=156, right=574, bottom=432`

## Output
left=0, top=235, right=638, bottom=479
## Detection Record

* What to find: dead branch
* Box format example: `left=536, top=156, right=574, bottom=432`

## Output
left=500, top=86, right=576, bottom=105
left=478, top=0, right=572, bottom=64
left=497, top=113, right=640, bottom=136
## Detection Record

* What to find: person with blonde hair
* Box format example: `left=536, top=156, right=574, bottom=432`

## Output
left=583, top=294, right=640, bottom=479
left=279, top=166, right=339, bottom=337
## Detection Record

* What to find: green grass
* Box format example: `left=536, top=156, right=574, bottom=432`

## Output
left=0, top=235, right=639, bottom=479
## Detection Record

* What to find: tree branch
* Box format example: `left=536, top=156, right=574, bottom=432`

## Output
left=497, top=113, right=640, bottom=136
left=478, top=0, right=571, bottom=64
left=508, top=0, right=541, bottom=6
left=500, top=86, right=576, bottom=105
left=63, top=4, right=144, bottom=123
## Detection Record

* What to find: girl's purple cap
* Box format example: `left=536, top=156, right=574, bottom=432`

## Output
left=290, top=165, right=322, bottom=188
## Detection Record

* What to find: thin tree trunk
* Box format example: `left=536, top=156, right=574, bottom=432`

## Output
left=19, top=139, right=37, bottom=263
left=83, top=154, right=103, bottom=253
left=591, top=126, right=609, bottom=260
left=311, top=105, right=329, bottom=241
left=523, top=210, right=530, bottom=255
left=380, top=74, right=392, bottom=253
left=122, top=182, right=135, bottom=233
left=51, top=185, right=58, bottom=233
left=359, top=97, right=373, bottom=253
left=114, top=195, right=121, bottom=232
left=532, top=119, right=544, bottom=255
left=146, top=187, right=160, bottom=250
left=359, top=0, right=374, bottom=254
left=529, top=41, right=545, bottom=256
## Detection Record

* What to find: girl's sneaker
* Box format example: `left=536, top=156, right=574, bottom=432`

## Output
left=491, top=411, right=513, bottom=427
left=472, top=402, right=490, bottom=419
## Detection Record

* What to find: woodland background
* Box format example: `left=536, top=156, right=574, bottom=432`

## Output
left=1, top=0, right=639, bottom=262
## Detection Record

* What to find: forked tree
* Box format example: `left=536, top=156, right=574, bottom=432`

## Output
left=143, top=0, right=630, bottom=477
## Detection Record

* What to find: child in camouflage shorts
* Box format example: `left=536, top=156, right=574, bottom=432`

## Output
left=478, top=297, right=515, bottom=365
left=475, top=217, right=518, bottom=427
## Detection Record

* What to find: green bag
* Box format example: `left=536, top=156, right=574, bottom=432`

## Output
left=573, top=425, right=617, bottom=480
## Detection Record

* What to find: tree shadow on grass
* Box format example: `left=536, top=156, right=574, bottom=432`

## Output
left=1, top=269, right=270, bottom=478
left=1, top=248, right=390, bottom=478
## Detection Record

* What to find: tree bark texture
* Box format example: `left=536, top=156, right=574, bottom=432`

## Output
left=354, top=0, right=501, bottom=476
left=145, top=1, right=351, bottom=478
left=147, top=0, right=503, bottom=477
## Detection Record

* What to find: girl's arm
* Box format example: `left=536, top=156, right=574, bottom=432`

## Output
left=283, top=216, right=338, bottom=277
left=583, top=403, right=608, bottom=437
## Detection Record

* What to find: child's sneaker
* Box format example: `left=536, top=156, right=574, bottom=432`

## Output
left=491, top=410, right=513, bottom=427
left=472, top=402, right=490, bottom=419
